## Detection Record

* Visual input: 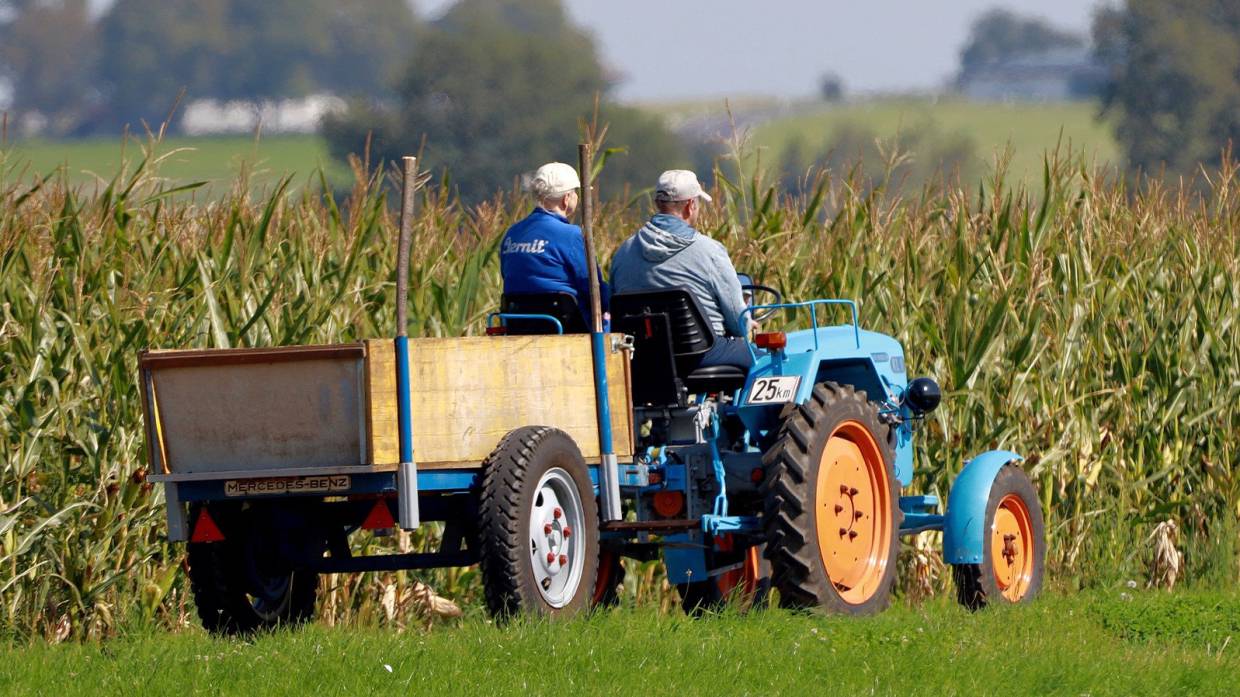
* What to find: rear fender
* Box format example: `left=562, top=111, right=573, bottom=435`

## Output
left=943, top=450, right=1023, bottom=565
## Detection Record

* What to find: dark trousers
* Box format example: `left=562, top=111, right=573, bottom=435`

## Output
left=699, top=336, right=754, bottom=371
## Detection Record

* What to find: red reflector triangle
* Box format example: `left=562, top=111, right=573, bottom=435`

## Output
left=362, top=500, right=396, bottom=530
left=191, top=508, right=225, bottom=543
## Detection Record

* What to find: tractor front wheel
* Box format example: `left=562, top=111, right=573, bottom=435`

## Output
left=478, top=426, right=600, bottom=619
left=760, top=382, right=901, bottom=615
left=951, top=464, right=1045, bottom=610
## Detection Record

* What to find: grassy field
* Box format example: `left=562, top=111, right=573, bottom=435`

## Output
left=1, top=591, right=1236, bottom=696
left=3, top=134, right=350, bottom=192
left=2, top=99, right=1118, bottom=193
left=752, top=99, right=1119, bottom=182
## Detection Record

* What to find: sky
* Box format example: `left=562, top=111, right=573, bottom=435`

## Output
left=82, top=0, right=1110, bottom=102
left=420, top=0, right=1110, bottom=101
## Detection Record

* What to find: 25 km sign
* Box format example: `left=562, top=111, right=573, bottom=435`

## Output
left=745, top=376, right=801, bottom=405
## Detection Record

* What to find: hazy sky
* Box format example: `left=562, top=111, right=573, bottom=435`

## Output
left=420, top=0, right=1109, bottom=100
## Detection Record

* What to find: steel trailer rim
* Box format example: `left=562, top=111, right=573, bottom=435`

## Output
left=991, top=493, right=1035, bottom=601
left=528, top=467, right=586, bottom=608
left=813, top=420, right=893, bottom=605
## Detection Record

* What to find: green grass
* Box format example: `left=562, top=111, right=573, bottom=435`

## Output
left=1, top=592, right=1235, bottom=696
left=754, top=99, right=1120, bottom=181
left=2, top=134, right=348, bottom=192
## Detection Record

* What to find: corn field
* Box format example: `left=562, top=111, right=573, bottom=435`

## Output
left=1, top=143, right=1238, bottom=640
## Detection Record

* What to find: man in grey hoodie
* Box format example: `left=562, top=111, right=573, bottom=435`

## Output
left=610, top=170, right=753, bottom=370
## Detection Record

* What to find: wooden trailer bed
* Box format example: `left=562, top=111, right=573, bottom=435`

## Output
left=140, top=336, right=634, bottom=483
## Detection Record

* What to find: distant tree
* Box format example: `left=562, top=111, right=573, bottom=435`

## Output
left=95, top=0, right=417, bottom=133
left=324, top=0, right=687, bottom=202
left=0, top=0, right=97, bottom=133
left=818, top=73, right=845, bottom=103
left=957, top=8, right=1084, bottom=83
left=1093, top=0, right=1240, bottom=175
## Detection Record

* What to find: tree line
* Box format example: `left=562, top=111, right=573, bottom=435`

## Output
left=1, top=0, right=1238, bottom=195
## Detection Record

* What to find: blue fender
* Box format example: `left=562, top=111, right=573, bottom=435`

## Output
left=943, top=450, right=1023, bottom=565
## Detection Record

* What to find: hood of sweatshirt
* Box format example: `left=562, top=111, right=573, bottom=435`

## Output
left=634, top=213, right=698, bottom=262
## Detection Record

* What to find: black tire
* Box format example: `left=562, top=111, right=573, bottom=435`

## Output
left=186, top=514, right=318, bottom=635
left=477, top=426, right=600, bottom=619
left=760, top=381, right=902, bottom=615
left=951, top=464, right=1045, bottom=610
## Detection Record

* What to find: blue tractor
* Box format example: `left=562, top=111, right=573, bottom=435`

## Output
left=504, top=279, right=1045, bottom=615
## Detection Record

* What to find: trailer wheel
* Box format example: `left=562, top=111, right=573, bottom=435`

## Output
left=186, top=511, right=318, bottom=635
left=760, top=382, right=901, bottom=615
left=478, top=426, right=600, bottom=619
left=951, top=465, right=1045, bottom=610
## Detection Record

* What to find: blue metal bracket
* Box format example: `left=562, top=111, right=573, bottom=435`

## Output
left=486, top=313, right=564, bottom=334
left=701, top=514, right=762, bottom=535
left=740, top=298, right=861, bottom=361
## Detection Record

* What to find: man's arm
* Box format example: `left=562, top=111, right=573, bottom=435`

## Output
left=712, top=244, right=749, bottom=337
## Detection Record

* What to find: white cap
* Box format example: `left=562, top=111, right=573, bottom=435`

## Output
left=528, top=162, right=581, bottom=199
left=655, top=169, right=712, bottom=203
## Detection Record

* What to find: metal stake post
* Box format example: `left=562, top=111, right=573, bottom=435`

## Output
left=396, top=156, right=420, bottom=530
left=579, top=143, right=621, bottom=522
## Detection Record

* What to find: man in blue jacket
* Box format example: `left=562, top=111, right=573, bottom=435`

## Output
left=500, top=162, right=607, bottom=329
left=611, top=170, right=752, bottom=370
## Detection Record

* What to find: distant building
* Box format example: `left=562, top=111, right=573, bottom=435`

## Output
left=958, top=47, right=1105, bottom=101
left=180, top=94, right=346, bottom=136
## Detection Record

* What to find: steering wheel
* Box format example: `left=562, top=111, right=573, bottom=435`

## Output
left=742, top=284, right=783, bottom=323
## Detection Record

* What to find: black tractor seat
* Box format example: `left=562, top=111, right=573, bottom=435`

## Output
left=499, top=292, right=588, bottom=334
left=610, top=289, right=750, bottom=406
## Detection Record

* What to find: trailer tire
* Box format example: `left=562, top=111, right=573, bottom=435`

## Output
left=186, top=518, right=318, bottom=635
left=478, top=426, right=600, bottom=619
left=951, top=464, right=1045, bottom=610
left=760, top=381, right=901, bottom=615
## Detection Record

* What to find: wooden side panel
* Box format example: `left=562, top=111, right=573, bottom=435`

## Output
left=364, top=340, right=400, bottom=468
left=365, top=335, right=635, bottom=469
left=151, top=357, right=366, bottom=474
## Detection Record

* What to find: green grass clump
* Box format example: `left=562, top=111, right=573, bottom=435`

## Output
left=1, top=135, right=1237, bottom=640
left=1, top=592, right=1236, bottom=696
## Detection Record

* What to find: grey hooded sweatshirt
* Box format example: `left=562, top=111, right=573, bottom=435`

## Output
left=609, top=213, right=747, bottom=337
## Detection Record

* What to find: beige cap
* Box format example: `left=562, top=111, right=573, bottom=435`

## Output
left=529, top=162, right=581, bottom=199
left=655, top=169, right=712, bottom=203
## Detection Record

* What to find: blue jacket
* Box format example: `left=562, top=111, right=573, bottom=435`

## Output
left=500, top=208, right=608, bottom=325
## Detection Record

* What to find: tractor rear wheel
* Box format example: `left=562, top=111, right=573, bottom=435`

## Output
left=478, top=426, right=600, bottom=619
left=760, top=382, right=901, bottom=615
left=186, top=508, right=318, bottom=635
left=951, top=464, right=1045, bottom=610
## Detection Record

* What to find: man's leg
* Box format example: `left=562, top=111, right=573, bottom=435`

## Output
left=698, top=336, right=754, bottom=371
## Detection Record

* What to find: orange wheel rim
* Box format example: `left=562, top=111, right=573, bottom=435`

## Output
left=991, top=494, right=1035, bottom=602
left=813, top=420, right=893, bottom=605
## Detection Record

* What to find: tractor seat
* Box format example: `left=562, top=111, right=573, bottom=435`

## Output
left=684, top=365, right=749, bottom=395
left=500, top=292, right=587, bottom=335
left=611, top=288, right=749, bottom=405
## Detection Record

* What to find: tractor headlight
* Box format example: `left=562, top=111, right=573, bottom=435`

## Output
left=906, top=377, right=941, bottom=415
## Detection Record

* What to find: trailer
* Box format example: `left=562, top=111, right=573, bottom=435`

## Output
left=140, top=152, right=1045, bottom=633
